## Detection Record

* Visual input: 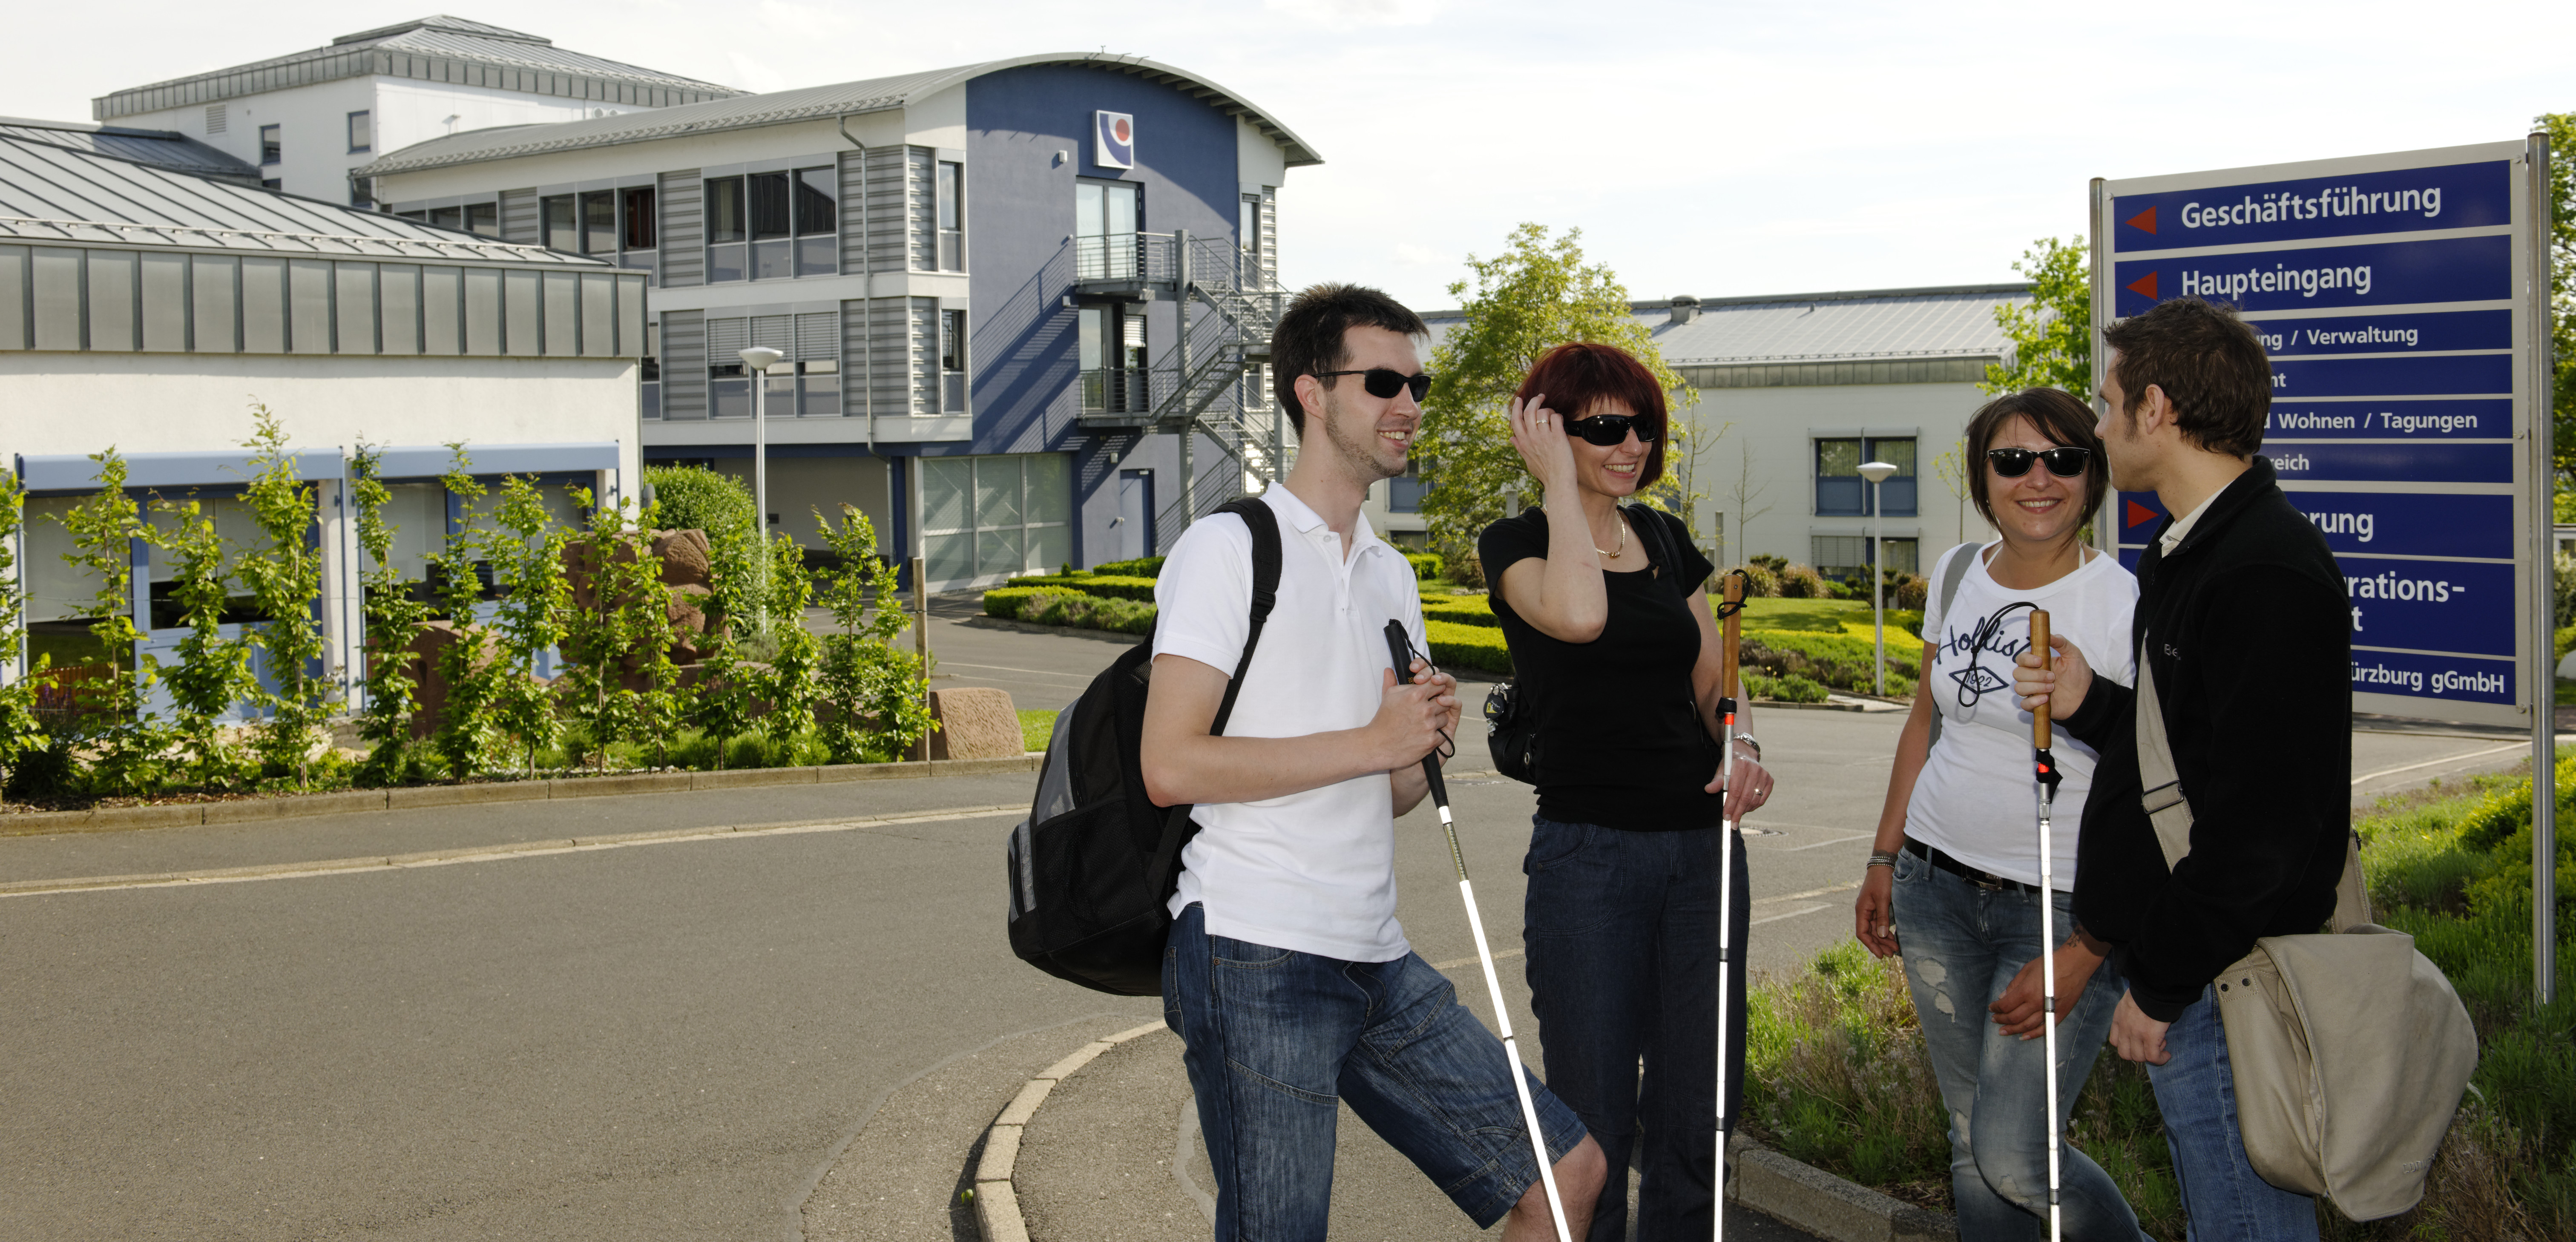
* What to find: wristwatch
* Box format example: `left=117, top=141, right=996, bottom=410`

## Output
left=1731, top=734, right=1762, bottom=761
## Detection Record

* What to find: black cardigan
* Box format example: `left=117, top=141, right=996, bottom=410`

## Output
left=2062, top=458, right=2352, bottom=1022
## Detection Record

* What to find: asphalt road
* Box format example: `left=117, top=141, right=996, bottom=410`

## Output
left=0, top=606, right=2544, bottom=1240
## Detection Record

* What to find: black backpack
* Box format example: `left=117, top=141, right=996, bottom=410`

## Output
left=1004, top=497, right=1283, bottom=995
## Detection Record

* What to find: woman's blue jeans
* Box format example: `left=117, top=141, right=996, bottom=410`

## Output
left=1522, top=816, right=1747, bottom=1242
left=1889, top=846, right=2147, bottom=1242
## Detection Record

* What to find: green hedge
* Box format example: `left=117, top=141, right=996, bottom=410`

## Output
left=1426, top=619, right=1512, bottom=673
left=998, top=572, right=1160, bottom=603
left=1402, top=551, right=1443, bottom=581
left=1422, top=597, right=1500, bottom=629
left=1093, top=556, right=1166, bottom=578
left=984, top=586, right=1057, bottom=618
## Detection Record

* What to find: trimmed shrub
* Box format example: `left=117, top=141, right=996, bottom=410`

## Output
left=983, top=586, right=1055, bottom=618
left=999, top=572, right=1159, bottom=603
left=1725, top=564, right=1782, bottom=598
left=1402, top=551, right=1443, bottom=581
left=1092, top=555, right=1166, bottom=578
left=1421, top=596, right=1500, bottom=629
left=1745, top=671, right=1829, bottom=703
left=1425, top=619, right=1512, bottom=673
left=1777, top=564, right=1830, bottom=598
left=646, top=465, right=756, bottom=547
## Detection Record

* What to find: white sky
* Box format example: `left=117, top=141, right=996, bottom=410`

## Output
left=12, top=0, right=2576, bottom=310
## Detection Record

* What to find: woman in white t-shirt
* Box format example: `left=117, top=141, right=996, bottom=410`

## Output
left=1852, top=388, right=2148, bottom=1241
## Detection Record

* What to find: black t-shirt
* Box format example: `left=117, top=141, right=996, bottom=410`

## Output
left=1479, top=506, right=1720, bottom=831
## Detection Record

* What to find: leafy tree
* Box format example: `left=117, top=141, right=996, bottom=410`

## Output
left=2539, top=112, right=2576, bottom=489
left=1981, top=236, right=2092, bottom=400
left=238, top=407, right=332, bottom=786
left=812, top=505, right=932, bottom=764
left=483, top=475, right=570, bottom=776
left=0, top=471, right=48, bottom=782
left=349, top=443, right=433, bottom=784
left=428, top=449, right=502, bottom=777
left=56, top=448, right=170, bottom=794
left=753, top=533, right=822, bottom=757
left=1416, top=223, right=1697, bottom=562
left=151, top=493, right=255, bottom=788
left=559, top=490, right=678, bottom=770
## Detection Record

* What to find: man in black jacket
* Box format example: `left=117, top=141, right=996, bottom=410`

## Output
left=2014, top=296, right=2348, bottom=1238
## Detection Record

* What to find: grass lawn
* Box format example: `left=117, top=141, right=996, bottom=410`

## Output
left=1019, top=708, right=1057, bottom=753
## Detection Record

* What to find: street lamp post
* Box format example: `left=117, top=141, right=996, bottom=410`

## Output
left=739, top=346, right=785, bottom=619
left=1857, top=460, right=1899, bottom=697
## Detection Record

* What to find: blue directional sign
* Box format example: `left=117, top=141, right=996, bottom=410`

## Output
left=2264, top=399, right=2509, bottom=440
left=2113, top=161, right=2510, bottom=250
left=2112, top=234, right=2510, bottom=317
left=2104, top=141, right=2532, bottom=722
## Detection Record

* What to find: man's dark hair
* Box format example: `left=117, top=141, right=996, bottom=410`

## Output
left=1964, top=387, right=2109, bottom=531
left=1270, top=283, right=1428, bottom=437
left=2102, top=297, right=2271, bottom=457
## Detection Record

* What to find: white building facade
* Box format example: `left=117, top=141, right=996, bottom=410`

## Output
left=93, top=16, right=734, bottom=207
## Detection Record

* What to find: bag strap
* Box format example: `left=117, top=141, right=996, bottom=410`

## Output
left=1926, top=542, right=1981, bottom=752
left=2135, top=630, right=2372, bottom=931
left=1624, top=503, right=1688, bottom=594
left=1209, top=497, right=1284, bottom=735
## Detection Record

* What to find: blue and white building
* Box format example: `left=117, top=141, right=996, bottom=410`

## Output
left=362, top=52, right=1317, bottom=589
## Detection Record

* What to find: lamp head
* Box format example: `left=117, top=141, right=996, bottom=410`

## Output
left=1857, top=460, right=1899, bottom=484
left=738, top=346, right=785, bottom=372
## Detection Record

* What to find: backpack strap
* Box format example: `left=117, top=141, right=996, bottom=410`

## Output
left=1925, top=542, right=1981, bottom=752
left=1209, top=497, right=1284, bottom=735
left=1623, top=503, right=1688, bottom=593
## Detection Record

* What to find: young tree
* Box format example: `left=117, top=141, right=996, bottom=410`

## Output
left=238, top=407, right=331, bottom=786
left=558, top=490, right=678, bottom=770
left=753, top=533, right=821, bottom=760
left=1981, top=236, right=2092, bottom=400
left=1724, top=444, right=1776, bottom=569
left=484, top=475, right=570, bottom=776
left=2537, top=112, right=2576, bottom=495
left=811, top=505, right=932, bottom=764
left=1662, top=416, right=1731, bottom=550
left=429, top=448, right=502, bottom=778
left=0, top=471, right=48, bottom=784
left=1929, top=437, right=1974, bottom=538
left=349, top=443, right=433, bottom=784
left=57, top=448, right=170, bottom=795
left=151, top=494, right=255, bottom=788
left=1416, top=223, right=1697, bottom=561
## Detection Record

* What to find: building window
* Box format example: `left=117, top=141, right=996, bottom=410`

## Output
left=705, top=175, right=745, bottom=282
left=1074, top=180, right=1140, bottom=280
left=708, top=358, right=749, bottom=420
left=920, top=454, right=1072, bottom=585
left=542, top=194, right=578, bottom=252
left=936, top=161, right=963, bottom=271
left=749, top=172, right=792, bottom=279
left=1389, top=457, right=1428, bottom=513
left=260, top=178, right=281, bottom=191
left=795, top=167, right=835, bottom=277
left=259, top=124, right=281, bottom=166
left=940, top=310, right=967, bottom=413
left=640, top=319, right=661, bottom=420
left=621, top=186, right=658, bottom=277
left=581, top=190, right=616, bottom=256
left=466, top=202, right=499, bottom=237
left=706, top=314, right=840, bottom=419
left=1238, top=195, right=1263, bottom=285
left=350, top=184, right=374, bottom=210
left=1076, top=306, right=1147, bottom=414
left=1814, top=436, right=1916, bottom=517
left=346, top=110, right=371, bottom=154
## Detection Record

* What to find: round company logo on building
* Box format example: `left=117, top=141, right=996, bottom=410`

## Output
left=1114, top=117, right=1130, bottom=142
left=1094, top=109, right=1135, bottom=169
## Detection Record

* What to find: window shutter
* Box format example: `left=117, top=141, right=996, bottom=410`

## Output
left=708, top=316, right=748, bottom=359
left=796, top=311, right=837, bottom=363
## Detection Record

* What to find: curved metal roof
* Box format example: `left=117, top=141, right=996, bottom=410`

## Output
left=358, top=52, right=1322, bottom=178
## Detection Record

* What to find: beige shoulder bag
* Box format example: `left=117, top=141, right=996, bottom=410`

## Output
left=2136, top=639, right=2478, bottom=1220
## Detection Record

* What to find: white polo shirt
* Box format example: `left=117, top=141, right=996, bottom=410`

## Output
left=1153, top=486, right=1429, bottom=963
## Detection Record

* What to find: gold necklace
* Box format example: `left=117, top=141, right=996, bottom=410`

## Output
left=1592, top=513, right=1627, bottom=558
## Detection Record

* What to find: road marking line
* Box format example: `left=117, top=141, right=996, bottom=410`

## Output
left=937, top=661, right=1102, bottom=681
left=2349, top=741, right=2527, bottom=787
left=1773, top=832, right=1876, bottom=851
left=1750, top=903, right=1827, bottom=926
left=0, top=804, right=1028, bottom=898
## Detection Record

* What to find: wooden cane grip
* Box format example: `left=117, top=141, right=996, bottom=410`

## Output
left=2030, top=609, right=2052, bottom=750
left=1720, top=573, right=1745, bottom=702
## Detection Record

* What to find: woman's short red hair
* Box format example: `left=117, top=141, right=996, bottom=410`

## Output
left=1514, top=342, right=1669, bottom=489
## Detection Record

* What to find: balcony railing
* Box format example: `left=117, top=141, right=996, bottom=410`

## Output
left=1079, top=367, right=1153, bottom=415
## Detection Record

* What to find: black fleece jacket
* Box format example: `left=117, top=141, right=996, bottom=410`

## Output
left=2063, top=458, right=2352, bottom=1022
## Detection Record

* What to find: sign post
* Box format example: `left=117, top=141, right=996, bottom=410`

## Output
left=2093, top=138, right=2556, bottom=1003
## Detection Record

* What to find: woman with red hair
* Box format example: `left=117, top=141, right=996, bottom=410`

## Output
left=1479, top=341, right=1773, bottom=1238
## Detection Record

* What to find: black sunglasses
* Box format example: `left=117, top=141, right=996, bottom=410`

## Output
left=1987, top=446, right=2093, bottom=478
left=1565, top=413, right=1657, bottom=447
left=1314, top=368, right=1432, bottom=402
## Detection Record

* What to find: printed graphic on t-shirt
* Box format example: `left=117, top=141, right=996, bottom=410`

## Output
left=1938, top=618, right=2023, bottom=707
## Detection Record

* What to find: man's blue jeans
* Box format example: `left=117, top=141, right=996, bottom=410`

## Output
left=2147, top=984, right=2318, bottom=1241
left=1162, top=903, right=1587, bottom=1241
left=1521, top=816, right=1745, bottom=1242
left=1889, top=846, right=2146, bottom=1242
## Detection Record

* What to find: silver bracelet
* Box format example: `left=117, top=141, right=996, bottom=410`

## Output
left=1867, top=850, right=1900, bottom=869
left=1731, top=733, right=1761, bottom=761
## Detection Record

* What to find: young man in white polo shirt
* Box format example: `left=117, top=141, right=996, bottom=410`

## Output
left=1141, top=284, right=1606, bottom=1241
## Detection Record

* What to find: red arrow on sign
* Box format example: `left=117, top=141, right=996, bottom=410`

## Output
left=2125, top=206, right=2156, bottom=234
left=2126, top=271, right=2159, bottom=300
left=2125, top=500, right=2158, bottom=528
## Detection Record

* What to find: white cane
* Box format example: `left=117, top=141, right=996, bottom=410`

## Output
left=1383, top=622, right=1573, bottom=1242
left=2030, top=609, right=2064, bottom=1242
left=1713, top=570, right=1746, bottom=1242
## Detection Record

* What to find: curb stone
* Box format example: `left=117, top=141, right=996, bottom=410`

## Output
left=971, top=1019, right=1167, bottom=1242
left=1728, top=1135, right=1957, bottom=1241
left=0, top=755, right=1038, bottom=838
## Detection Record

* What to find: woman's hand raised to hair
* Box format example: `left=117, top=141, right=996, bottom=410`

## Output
left=1508, top=394, right=1581, bottom=491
